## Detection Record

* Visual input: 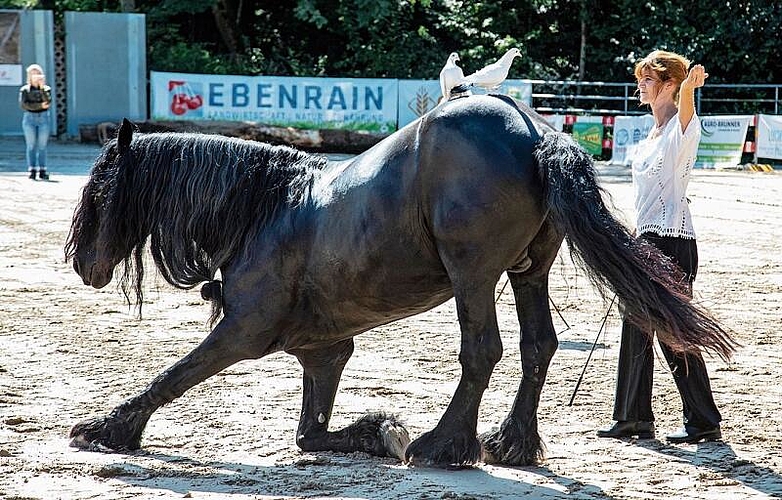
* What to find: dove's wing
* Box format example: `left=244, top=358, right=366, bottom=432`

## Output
left=439, top=69, right=449, bottom=100
left=465, top=62, right=500, bottom=81
left=464, top=62, right=510, bottom=88
left=440, top=65, right=465, bottom=100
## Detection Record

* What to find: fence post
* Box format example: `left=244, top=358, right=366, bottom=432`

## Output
left=623, top=85, right=628, bottom=114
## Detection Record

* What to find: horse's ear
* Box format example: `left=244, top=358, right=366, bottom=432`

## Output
left=117, top=118, right=134, bottom=155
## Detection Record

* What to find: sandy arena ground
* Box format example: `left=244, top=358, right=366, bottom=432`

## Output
left=0, top=163, right=781, bottom=499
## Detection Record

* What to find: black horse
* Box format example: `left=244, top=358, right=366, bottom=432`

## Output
left=65, top=95, right=734, bottom=467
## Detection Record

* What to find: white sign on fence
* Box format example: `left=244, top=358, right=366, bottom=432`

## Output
left=0, top=64, right=22, bottom=86
left=397, top=80, right=440, bottom=129
left=150, top=71, right=398, bottom=133
left=755, top=114, right=782, bottom=160
left=696, top=115, right=752, bottom=168
left=540, top=114, right=565, bottom=132
left=397, top=79, right=533, bottom=129
left=611, top=115, right=654, bottom=165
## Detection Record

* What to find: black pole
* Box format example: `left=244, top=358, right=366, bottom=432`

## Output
left=494, top=276, right=510, bottom=304
left=568, top=294, right=616, bottom=406
left=549, top=295, right=571, bottom=331
left=496, top=276, right=571, bottom=333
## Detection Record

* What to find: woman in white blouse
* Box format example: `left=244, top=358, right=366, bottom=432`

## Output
left=597, top=50, right=722, bottom=444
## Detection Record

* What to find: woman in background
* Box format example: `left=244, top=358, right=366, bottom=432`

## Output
left=596, top=50, right=723, bottom=444
left=19, top=63, right=52, bottom=180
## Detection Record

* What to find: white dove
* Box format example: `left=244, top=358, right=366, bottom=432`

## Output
left=439, top=52, right=465, bottom=101
left=461, top=48, right=522, bottom=91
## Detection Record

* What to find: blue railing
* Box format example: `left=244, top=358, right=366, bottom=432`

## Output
left=527, top=80, right=781, bottom=116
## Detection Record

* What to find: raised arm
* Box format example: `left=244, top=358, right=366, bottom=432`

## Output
left=679, top=64, right=708, bottom=132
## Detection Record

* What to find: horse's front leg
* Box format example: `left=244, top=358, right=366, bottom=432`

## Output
left=405, top=280, right=502, bottom=467
left=69, top=314, right=265, bottom=451
left=479, top=272, right=558, bottom=465
left=292, top=339, right=410, bottom=460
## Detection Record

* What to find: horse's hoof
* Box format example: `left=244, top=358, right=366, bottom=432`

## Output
left=478, top=420, right=544, bottom=466
left=349, top=412, right=411, bottom=459
left=69, top=414, right=143, bottom=452
left=69, top=432, right=116, bottom=453
left=404, top=428, right=482, bottom=468
left=379, top=417, right=411, bottom=460
left=70, top=417, right=116, bottom=451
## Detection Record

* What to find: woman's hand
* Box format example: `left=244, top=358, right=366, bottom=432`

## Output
left=678, top=64, right=707, bottom=132
left=681, top=64, right=709, bottom=91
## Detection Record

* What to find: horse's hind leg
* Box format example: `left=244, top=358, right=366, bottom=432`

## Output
left=292, top=339, right=410, bottom=459
left=405, top=278, right=503, bottom=467
left=480, top=221, right=562, bottom=465
left=69, top=315, right=264, bottom=451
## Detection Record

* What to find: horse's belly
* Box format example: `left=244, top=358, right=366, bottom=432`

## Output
left=295, top=263, right=453, bottom=342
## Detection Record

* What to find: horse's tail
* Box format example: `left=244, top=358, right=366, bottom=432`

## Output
left=200, top=279, right=223, bottom=326
left=533, top=132, right=736, bottom=360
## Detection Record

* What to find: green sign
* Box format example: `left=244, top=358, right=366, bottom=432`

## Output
left=572, top=122, right=604, bottom=156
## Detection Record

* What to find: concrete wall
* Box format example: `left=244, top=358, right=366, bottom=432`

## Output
left=0, top=9, right=56, bottom=136
left=65, top=11, right=147, bottom=137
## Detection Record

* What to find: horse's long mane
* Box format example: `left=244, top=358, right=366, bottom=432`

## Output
left=67, top=132, right=327, bottom=322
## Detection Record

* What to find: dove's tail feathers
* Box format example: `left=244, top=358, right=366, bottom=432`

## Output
left=450, top=83, right=473, bottom=96
left=534, top=132, right=737, bottom=361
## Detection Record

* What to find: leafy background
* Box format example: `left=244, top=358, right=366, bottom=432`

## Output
left=5, top=0, right=779, bottom=85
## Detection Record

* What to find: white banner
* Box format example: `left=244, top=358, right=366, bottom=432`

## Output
left=755, top=114, right=782, bottom=160
left=0, top=64, right=22, bottom=86
left=696, top=115, right=752, bottom=168
left=398, top=80, right=440, bottom=129
left=150, top=72, right=398, bottom=133
left=500, top=79, right=533, bottom=106
left=397, top=79, right=533, bottom=128
left=540, top=114, right=565, bottom=132
left=611, top=115, right=654, bottom=165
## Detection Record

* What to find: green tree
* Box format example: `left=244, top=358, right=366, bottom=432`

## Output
left=6, top=0, right=780, bottom=87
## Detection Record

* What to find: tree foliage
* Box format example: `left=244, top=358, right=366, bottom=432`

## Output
left=12, top=0, right=782, bottom=84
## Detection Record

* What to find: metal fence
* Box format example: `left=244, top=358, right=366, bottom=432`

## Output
left=529, top=80, right=782, bottom=116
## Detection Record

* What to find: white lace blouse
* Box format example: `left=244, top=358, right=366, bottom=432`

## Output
left=631, top=112, right=700, bottom=239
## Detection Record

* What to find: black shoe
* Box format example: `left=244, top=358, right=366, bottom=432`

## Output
left=666, top=425, right=721, bottom=444
left=28, top=169, right=36, bottom=180
left=38, top=168, right=49, bottom=180
left=597, top=420, right=655, bottom=439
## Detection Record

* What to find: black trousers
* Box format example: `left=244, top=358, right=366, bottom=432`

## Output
left=612, top=233, right=721, bottom=428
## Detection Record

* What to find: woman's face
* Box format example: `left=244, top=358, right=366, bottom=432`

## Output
left=29, top=69, right=44, bottom=86
left=636, top=69, right=661, bottom=105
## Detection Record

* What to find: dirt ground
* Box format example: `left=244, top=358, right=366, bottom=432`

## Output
left=1, top=166, right=781, bottom=499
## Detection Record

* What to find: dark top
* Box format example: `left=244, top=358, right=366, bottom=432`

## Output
left=19, top=84, right=52, bottom=113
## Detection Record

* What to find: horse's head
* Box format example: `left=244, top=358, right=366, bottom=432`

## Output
left=65, top=119, right=140, bottom=289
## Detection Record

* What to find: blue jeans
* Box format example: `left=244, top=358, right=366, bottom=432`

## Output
left=22, top=111, right=50, bottom=169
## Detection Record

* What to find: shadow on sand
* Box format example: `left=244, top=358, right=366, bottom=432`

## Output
left=104, top=449, right=618, bottom=499
left=635, top=439, right=782, bottom=497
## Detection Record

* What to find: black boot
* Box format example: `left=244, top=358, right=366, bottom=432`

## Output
left=597, top=420, right=655, bottom=439
left=666, top=425, right=721, bottom=444
left=38, top=168, right=49, bottom=180
left=28, top=168, right=37, bottom=180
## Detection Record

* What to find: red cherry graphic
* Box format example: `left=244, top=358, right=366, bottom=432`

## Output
left=187, top=94, right=203, bottom=110
left=171, top=101, right=187, bottom=115
left=171, top=93, right=189, bottom=115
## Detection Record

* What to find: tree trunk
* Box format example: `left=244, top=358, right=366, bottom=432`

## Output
left=119, top=0, right=136, bottom=12
left=212, top=0, right=243, bottom=56
left=578, top=6, right=587, bottom=81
